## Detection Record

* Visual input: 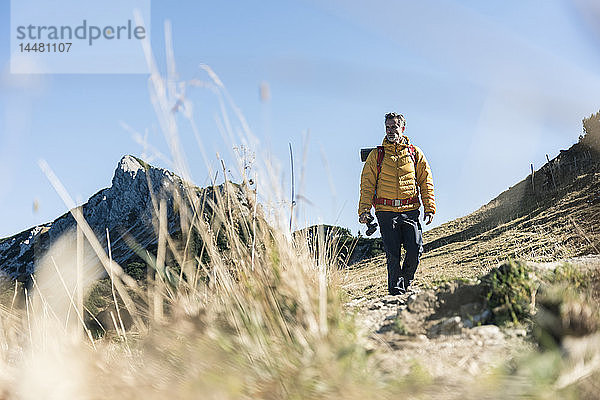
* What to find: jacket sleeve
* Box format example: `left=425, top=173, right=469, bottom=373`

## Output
left=415, top=146, right=436, bottom=214
left=358, top=149, right=377, bottom=215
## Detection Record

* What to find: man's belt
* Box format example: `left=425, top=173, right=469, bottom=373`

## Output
left=373, top=197, right=419, bottom=207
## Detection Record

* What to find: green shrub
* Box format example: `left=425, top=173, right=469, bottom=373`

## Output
left=125, top=262, right=147, bottom=281
left=482, top=259, right=535, bottom=324
left=544, top=263, right=588, bottom=289
left=84, top=279, right=113, bottom=316
left=393, top=317, right=409, bottom=335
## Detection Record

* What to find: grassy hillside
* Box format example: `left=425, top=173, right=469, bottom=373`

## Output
left=420, top=139, right=599, bottom=284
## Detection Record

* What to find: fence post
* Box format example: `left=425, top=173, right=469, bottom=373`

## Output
left=530, top=163, right=535, bottom=193
left=546, top=154, right=557, bottom=190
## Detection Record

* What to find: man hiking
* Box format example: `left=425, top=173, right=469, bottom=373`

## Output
left=358, top=112, right=436, bottom=295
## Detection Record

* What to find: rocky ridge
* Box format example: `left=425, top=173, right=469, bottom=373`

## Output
left=0, top=155, right=202, bottom=281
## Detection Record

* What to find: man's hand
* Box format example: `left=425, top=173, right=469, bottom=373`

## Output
left=423, top=212, right=434, bottom=225
left=359, top=212, right=372, bottom=224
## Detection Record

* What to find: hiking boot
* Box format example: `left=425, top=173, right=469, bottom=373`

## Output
left=392, top=277, right=407, bottom=295
left=388, top=288, right=406, bottom=296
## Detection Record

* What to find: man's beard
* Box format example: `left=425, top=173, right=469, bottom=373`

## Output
left=386, top=133, right=400, bottom=142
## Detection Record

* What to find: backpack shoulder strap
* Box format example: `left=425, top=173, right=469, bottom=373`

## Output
left=372, top=146, right=384, bottom=202
left=376, top=146, right=385, bottom=174
left=408, top=144, right=421, bottom=197
left=408, top=144, right=417, bottom=165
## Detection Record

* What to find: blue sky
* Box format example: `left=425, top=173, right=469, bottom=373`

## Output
left=1, top=0, right=600, bottom=238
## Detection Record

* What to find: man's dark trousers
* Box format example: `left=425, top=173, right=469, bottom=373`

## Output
left=376, top=210, right=423, bottom=294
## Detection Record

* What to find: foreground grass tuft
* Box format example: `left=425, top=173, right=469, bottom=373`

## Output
left=482, top=259, right=535, bottom=324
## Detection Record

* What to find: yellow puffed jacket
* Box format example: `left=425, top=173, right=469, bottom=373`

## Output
left=358, top=136, right=435, bottom=215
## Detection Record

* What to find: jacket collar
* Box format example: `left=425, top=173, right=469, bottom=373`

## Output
left=382, top=135, right=410, bottom=148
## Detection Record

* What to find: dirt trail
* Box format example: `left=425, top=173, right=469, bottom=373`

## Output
left=347, top=283, right=531, bottom=386
left=343, top=255, right=600, bottom=393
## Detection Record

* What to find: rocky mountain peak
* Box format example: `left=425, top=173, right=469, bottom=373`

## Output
left=116, top=155, right=145, bottom=179
left=0, top=155, right=190, bottom=281
left=111, top=155, right=176, bottom=194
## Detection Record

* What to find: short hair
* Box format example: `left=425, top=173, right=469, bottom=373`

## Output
left=385, top=112, right=406, bottom=125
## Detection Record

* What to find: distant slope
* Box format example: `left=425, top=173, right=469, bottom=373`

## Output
left=419, top=112, right=600, bottom=284
left=293, top=224, right=385, bottom=266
